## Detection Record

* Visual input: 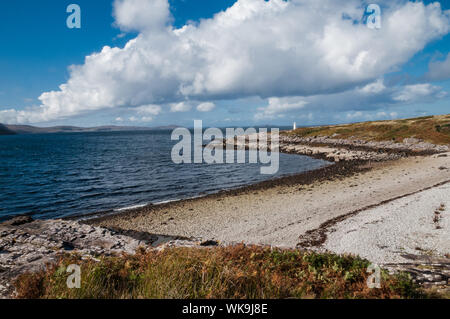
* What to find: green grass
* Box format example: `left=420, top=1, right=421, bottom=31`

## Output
left=284, top=114, right=450, bottom=145
left=14, top=245, right=433, bottom=299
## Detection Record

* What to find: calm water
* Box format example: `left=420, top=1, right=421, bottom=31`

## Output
left=0, top=131, right=329, bottom=220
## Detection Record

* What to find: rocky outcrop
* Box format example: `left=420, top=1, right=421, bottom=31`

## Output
left=279, top=143, right=400, bottom=162
left=215, top=132, right=448, bottom=163
left=384, top=255, right=450, bottom=293
left=280, top=135, right=449, bottom=154
left=0, top=217, right=197, bottom=298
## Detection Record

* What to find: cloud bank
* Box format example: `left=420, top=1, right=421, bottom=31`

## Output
left=1, top=0, right=449, bottom=124
left=254, top=79, right=447, bottom=120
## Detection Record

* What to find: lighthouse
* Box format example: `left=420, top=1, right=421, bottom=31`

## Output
left=293, top=122, right=297, bottom=130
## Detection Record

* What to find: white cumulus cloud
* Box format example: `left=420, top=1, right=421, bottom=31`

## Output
left=1, top=0, right=450, bottom=124
left=196, top=102, right=216, bottom=112
left=255, top=80, right=447, bottom=120
left=359, top=79, right=386, bottom=94
left=393, top=83, right=445, bottom=102
left=170, top=101, right=192, bottom=112
left=136, top=104, right=162, bottom=115
left=113, top=0, right=171, bottom=32
left=255, top=97, right=308, bottom=119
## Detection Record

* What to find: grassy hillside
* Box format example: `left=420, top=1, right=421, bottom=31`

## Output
left=285, top=114, right=450, bottom=145
left=15, top=245, right=431, bottom=299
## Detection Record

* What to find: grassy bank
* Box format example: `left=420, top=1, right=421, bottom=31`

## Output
left=15, top=245, right=430, bottom=299
left=284, top=114, right=450, bottom=145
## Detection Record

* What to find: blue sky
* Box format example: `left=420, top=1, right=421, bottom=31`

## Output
left=0, top=0, right=235, bottom=109
left=0, top=0, right=449, bottom=127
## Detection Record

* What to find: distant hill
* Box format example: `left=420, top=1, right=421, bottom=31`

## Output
left=285, top=114, right=450, bottom=145
left=0, top=123, right=16, bottom=135
left=0, top=124, right=180, bottom=135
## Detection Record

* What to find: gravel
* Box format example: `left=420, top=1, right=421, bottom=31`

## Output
left=322, top=183, right=450, bottom=264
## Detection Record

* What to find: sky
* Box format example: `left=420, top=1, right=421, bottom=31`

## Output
left=0, top=0, right=449, bottom=128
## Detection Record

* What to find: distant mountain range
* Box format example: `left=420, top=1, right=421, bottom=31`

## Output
left=0, top=124, right=180, bottom=135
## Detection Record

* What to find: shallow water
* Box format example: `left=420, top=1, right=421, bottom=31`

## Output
left=0, top=130, right=330, bottom=220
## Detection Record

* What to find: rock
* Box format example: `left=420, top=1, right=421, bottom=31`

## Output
left=200, top=240, right=219, bottom=247
left=403, top=137, right=422, bottom=145
left=26, top=255, right=42, bottom=263
left=227, top=132, right=447, bottom=163
left=383, top=257, right=450, bottom=290
left=0, top=218, right=200, bottom=298
left=61, top=241, right=75, bottom=251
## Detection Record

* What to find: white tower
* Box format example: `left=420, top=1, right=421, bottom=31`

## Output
left=293, top=122, right=297, bottom=130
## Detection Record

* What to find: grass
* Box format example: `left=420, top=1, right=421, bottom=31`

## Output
left=14, top=245, right=433, bottom=299
left=284, top=114, right=450, bottom=145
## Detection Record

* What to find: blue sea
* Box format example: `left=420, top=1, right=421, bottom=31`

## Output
left=0, top=130, right=330, bottom=220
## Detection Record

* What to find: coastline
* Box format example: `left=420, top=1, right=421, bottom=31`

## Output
left=86, top=148, right=449, bottom=289
left=68, top=154, right=333, bottom=222
left=2, top=126, right=449, bottom=296
left=88, top=153, right=450, bottom=247
left=84, top=130, right=449, bottom=288
left=85, top=158, right=355, bottom=221
left=87, top=131, right=450, bottom=245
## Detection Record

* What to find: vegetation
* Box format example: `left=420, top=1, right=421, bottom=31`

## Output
left=284, top=114, right=450, bottom=145
left=14, top=245, right=431, bottom=299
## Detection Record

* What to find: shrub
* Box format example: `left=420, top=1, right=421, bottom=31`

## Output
left=15, top=245, right=429, bottom=299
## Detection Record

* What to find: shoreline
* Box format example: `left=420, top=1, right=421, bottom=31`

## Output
left=87, top=132, right=450, bottom=289
left=86, top=150, right=449, bottom=289
left=68, top=152, right=334, bottom=222
left=85, top=158, right=366, bottom=224
left=2, top=129, right=449, bottom=296
left=87, top=147, right=449, bottom=245
left=87, top=131, right=449, bottom=230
